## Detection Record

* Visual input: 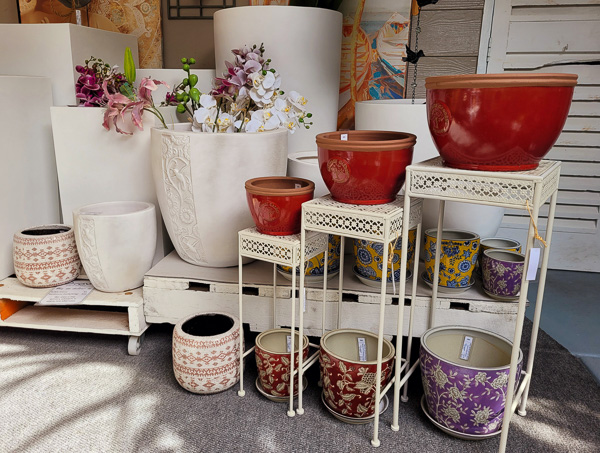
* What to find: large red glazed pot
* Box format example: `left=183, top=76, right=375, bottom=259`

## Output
left=425, top=73, right=577, bottom=171
left=316, top=130, right=415, bottom=204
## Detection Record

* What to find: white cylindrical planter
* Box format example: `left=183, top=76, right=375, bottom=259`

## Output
left=73, top=201, right=157, bottom=292
left=151, top=124, right=288, bottom=267
left=214, top=6, right=342, bottom=154
left=287, top=151, right=329, bottom=198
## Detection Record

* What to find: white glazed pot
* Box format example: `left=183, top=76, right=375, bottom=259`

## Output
left=173, top=312, right=241, bottom=394
left=73, top=201, right=157, bottom=292
left=287, top=151, right=329, bottom=198
left=13, top=225, right=80, bottom=288
left=151, top=124, right=288, bottom=267
left=214, top=6, right=342, bottom=154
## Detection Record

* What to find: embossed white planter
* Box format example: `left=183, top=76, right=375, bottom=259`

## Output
left=151, top=125, right=288, bottom=267
left=73, top=201, right=157, bottom=292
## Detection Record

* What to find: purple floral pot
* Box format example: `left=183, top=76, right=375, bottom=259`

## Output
left=482, top=250, right=525, bottom=300
left=420, top=326, right=523, bottom=435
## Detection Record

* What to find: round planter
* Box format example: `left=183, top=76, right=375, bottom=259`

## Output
left=477, top=237, right=522, bottom=273
left=316, top=130, right=415, bottom=205
left=482, top=250, right=526, bottom=300
left=420, top=326, right=523, bottom=435
left=320, top=329, right=395, bottom=419
left=245, top=176, right=314, bottom=236
left=279, top=234, right=341, bottom=279
left=287, top=152, right=329, bottom=198
left=423, top=229, right=480, bottom=288
left=73, top=201, right=157, bottom=292
left=214, top=6, right=342, bottom=154
left=255, top=328, right=309, bottom=398
left=151, top=124, right=288, bottom=267
left=13, top=225, right=80, bottom=288
left=425, top=73, right=577, bottom=171
left=172, top=312, right=240, bottom=394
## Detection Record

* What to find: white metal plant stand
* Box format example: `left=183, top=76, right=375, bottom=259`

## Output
left=237, top=227, right=328, bottom=417
left=299, top=195, right=423, bottom=447
left=404, top=157, right=561, bottom=453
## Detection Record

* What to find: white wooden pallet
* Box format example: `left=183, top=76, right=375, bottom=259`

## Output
left=0, top=277, right=148, bottom=355
left=144, top=251, right=519, bottom=339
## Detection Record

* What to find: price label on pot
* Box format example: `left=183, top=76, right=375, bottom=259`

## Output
left=526, top=248, right=541, bottom=281
left=341, top=133, right=348, bottom=141
left=37, top=281, right=94, bottom=306
left=287, top=335, right=292, bottom=353
left=460, top=336, right=473, bottom=361
left=358, top=337, right=367, bottom=362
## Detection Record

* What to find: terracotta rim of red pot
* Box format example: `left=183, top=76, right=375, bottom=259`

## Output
left=425, top=73, right=578, bottom=90
left=245, top=176, right=315, bottom=197
left=315, top=130, right=416, bottom=152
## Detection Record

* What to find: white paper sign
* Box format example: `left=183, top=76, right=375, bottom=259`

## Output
left=358, top=337, right=367, bottom=362
left=526, top=248, right=541, bottom=281
left=341, top=133, right=348, bottom=141
left=460, top=336, right=473, bottom=361
left=287, top=335, right=292, bottom=353
left=37, top=281, right=94, bottom=306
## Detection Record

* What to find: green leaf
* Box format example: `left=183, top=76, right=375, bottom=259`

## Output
left=119, top=82, right=135, bottom=100
left=123, top=47, right=136, bottom=84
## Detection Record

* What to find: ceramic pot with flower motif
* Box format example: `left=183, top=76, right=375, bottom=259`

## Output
left=278, top=234, right=341, bottom=279
left=482, top=250, right=526, bottom=300
left=477, top=237, right=521, bottom=274
left=320, top=329, right=395, bottom=419
left=420, top=326, right=523, bottom=435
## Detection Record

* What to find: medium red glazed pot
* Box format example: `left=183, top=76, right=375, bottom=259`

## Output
left=316, top=131, right=415, bottom=205
left=245, top=176, right=314, bottom=235
left=425, top=73, right=578, bottom=171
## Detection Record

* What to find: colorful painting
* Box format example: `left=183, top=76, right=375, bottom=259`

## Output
left=18, top=0, right=162, bottom=68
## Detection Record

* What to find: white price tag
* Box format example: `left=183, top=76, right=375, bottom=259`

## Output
left=358, top=337, right=367, bottom=362
left=526, top=248, right=541, bottom=281
left=295, top=183, right=302, bottom=189
left=37, top=281, right=94, bottom=306
left=76, top=9, right=82, bottom=26
left=460, top=336, right=473, bottom=361
left=341, top=133, right=348, bottom=141
left=287, top=335, right=292, bottom=353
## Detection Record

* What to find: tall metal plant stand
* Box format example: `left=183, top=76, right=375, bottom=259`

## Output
left=404, top=157, right=561, bottom=453
left=298, top=195, right=423, bottom=447
left=237, top=227, right=328, bottom=416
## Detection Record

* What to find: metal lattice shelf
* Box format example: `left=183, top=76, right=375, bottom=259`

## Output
left=167, top=0, right=236, bottom=20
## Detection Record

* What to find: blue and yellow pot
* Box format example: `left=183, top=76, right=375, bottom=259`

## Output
left=278, top=235, right=341, bottom=279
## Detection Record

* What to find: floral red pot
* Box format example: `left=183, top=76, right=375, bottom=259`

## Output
left=255, top=328, right=309, bottom=398
left=316, top=130, right=415, bottom=205
left=426, top=73, right=577, bottom=171
left=245, top=176, right=315, bottom=235
left=320, top=328, right=395, bottom=418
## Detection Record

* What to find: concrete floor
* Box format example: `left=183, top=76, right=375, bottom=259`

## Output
left=526, top=269, right=600, bottom=382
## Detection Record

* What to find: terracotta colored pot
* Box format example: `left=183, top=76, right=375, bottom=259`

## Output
left=172, top=312, right=241, bottom=394
left=424, top=229, right=480, bottom=288
left=255, top=328, right=309, bottom=398
left=316, top=130, right=415, bottom=205
left=425, top=73, right=577, bottom=171
left=320, top=329, right=395, bottom=418
left=420, top=326, right=523, bottom=435
left=245, top=176, right=314, bottom=236
left=13, top=225, right=80, bottom=288
left=482, top=250, right=526, bottom=300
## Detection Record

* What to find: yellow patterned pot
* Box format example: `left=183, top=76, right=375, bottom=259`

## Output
left=424, top=229, right=480, bottom=288
left=279, top=235, right=341, bottom=278
left=353, top=228, right=416, bottom=283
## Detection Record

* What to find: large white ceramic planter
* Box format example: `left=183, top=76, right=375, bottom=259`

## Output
left=151, top=124, right=288, bottom=267
left=51, top=106, right=172, bottom=265
left=287, top=152, right=329, bottom=198
left=214, top=6, right=342, bottom=154
left=73, top=201, right=157, bottom=292
left=422, top=201, right=506, bottom=240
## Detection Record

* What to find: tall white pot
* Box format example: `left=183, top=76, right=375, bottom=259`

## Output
left=214, top=6, right=342, bottom=154
left=151, top=125, right=288, bottom=267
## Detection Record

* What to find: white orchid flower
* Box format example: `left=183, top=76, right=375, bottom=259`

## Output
left=249, top=71, right=282, bottom=108
left=287, top=90, right=308, bottom=112
left=215, top=112, right=235, bottom=133
left=200, top=94, right=217, bottom=109
left=192, top=107, right=217, bottom=132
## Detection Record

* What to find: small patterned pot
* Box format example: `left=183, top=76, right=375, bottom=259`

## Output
left=424, top=229, right=480, bottom=288
left=320, top=329, right=395, bottom=418
left=13, top=224, right=81, bottom=288
left=353, top=228, right=417, bottom=283
left=420, top=326, right=523, bottom=435
left=172, top=312, right=241, bottom=394
left=255, top=329, right=309, bottom=398
left=279, top=235, right=341, bottom=278
left=482, top=250, right=526, bottom=299
left=477, top=237, right=521, bottom=273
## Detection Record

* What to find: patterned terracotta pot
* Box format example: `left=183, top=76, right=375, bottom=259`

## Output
left=320, top=329, right=395, bottom=418
left=13, top=225, right=80, bottom=288
left=172, top=312, right=241, bottom=394
left=482, top=250, right=526, bottom=300
left=424, top=229, right=480, bottom=288
left=255, top=329, right=309, bottom=398
left=420, top=326, right=523, bottom=435
left=279, top=234, right=341, bottom=278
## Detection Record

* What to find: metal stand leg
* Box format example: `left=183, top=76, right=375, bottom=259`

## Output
left=297, top=227, right=306, bottom=416
left=337, top=237, right=345, bottom=329
left=273, top=263, right=277, bottom=329
left=431, top=200, right=445, bottom=328
left=238, top=253, right=245, bottom=397
left=288, top=268, right=297, bottom=418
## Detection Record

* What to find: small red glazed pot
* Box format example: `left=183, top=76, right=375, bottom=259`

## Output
left=245, top=176, right=315, bottom=235
left=316, top=130, right=416, bottom=205
left=425, top=73, right=578, bottom=171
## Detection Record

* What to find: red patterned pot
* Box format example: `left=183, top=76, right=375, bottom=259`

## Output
left=425, top=73, right=577, bottom=171
left=316, top=130, right=415, bottom=205
left=13, top=224, right=81, bottom=288
left=172, top=312, right=240, bottom=394
left=245, top=176, right=314, bottom=235
left=255, top=328, right=309, bottom=398
left=320, top=329, right=395, bottom=418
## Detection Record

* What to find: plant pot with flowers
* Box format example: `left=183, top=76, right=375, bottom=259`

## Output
left=151, top=44, right=313, bottom=267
